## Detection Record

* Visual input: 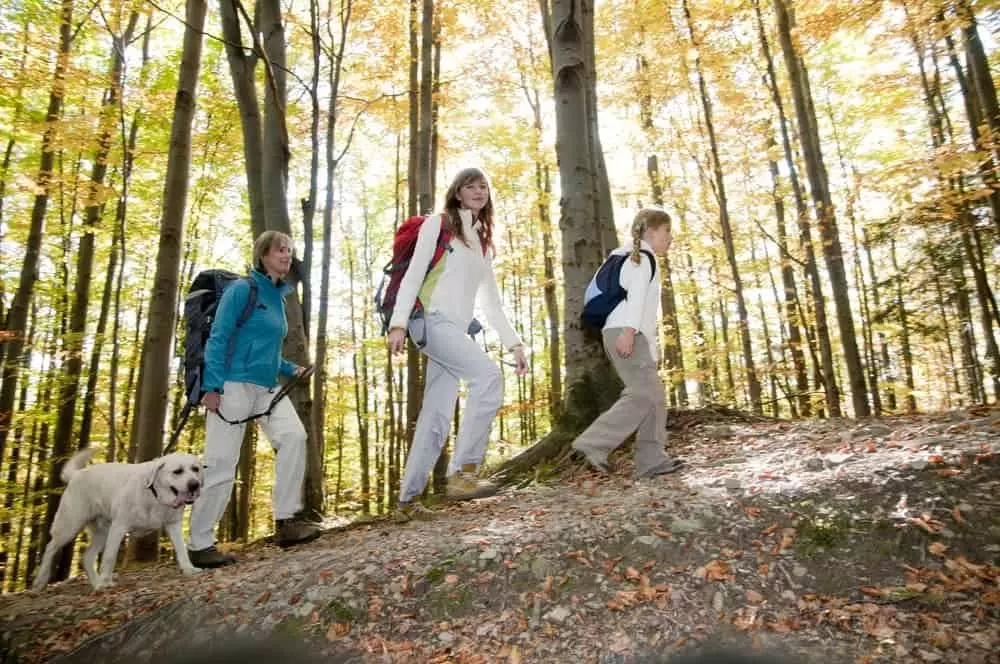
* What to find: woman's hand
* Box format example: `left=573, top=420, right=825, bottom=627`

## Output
left=614, top=328, right=636, bottom=358
left=387, top=327, right=407, bottom=354
left=513, top=345, right=529, bottom=376
left=202, top=391, right=221, bottom=412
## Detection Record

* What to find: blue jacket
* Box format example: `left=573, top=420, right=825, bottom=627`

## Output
left=202, top=269, right=298, bottom=393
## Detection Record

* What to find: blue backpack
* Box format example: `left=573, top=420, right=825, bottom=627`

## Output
left=580, top=249, right=656, bottom=329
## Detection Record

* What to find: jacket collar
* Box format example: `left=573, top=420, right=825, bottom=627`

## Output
left=251, top=268, right=292, bottom=296
left=457, top=208, right=482, bottom=232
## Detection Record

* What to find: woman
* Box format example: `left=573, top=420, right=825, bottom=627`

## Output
left=187, top=231, right=319, bottom=568
left=387, top=168, right=528, bottom=522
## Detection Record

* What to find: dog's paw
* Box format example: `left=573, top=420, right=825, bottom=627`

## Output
left=181, top=566, right=204, bottom=576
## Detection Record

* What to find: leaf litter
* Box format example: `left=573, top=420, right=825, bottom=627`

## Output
left=0, top=409, right=997, bottom=663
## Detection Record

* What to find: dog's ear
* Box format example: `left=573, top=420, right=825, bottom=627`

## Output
left=145, top=460, right=166, bottom=489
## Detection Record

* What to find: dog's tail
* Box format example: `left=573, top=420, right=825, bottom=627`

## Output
left=61, top=447, right=98, bottom=483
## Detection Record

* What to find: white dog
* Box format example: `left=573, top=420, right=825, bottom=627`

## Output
left=33, top=448, right=205, bottom=590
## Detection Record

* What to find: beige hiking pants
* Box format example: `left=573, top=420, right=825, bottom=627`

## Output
left=572, top=328, right=670, bottom=476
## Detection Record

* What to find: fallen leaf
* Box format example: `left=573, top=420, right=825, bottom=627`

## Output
left=928, top=542, right=948, bottom=557
left=935, top=468, right=961, bottom=477
left=746, top=589, right=765, bottom=603
left=326, top=622, right=350, bottom=641
left=698, top=559, right=734, bottom=582
left=625, top=567, right=641, bottom=582
left=590, top=506, right=609, bottom=515
left=927, top=454, right=946, bottom=464
left=444, top=574, right=460, bottom=585
left=761, top=522, right=780, bottom=537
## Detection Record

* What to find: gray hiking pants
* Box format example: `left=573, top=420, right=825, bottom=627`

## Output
left=572, top=328, right=670, bottom=475
left=399, top=311, right=503, bottom=503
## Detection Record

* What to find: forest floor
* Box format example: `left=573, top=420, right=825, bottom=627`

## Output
left=1, top=407, right=998, bottom=664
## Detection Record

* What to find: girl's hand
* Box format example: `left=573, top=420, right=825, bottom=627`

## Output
left=202, top=391, right=221, bottom=412
left=387, top=327, right=407, bottom=354
left=615, top=329, right=636, bottom=358
left=513, top=345, right=529, bottom=376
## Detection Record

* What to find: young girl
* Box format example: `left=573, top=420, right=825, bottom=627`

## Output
left=387, top=167, right=528, bottom=521
left=572, top=208, right=683, bottom=478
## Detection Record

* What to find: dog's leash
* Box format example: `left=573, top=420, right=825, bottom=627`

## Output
left=163, top=366, right=313, bottom=454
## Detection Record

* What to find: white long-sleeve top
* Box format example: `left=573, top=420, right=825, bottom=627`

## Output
left=603, top=240, right=662, bottom=356
left=389, top=209, right=522, bottom=350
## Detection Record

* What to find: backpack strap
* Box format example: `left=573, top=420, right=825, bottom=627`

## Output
left=224, top=277, right=258, bottom=372
left=640, top=249, right=656, bottom=281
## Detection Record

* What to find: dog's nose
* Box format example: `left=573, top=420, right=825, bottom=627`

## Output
left=188, top=479, right=201, bottom=491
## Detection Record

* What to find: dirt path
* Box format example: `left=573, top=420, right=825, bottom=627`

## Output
left=1, top=410, right=998, bottom=663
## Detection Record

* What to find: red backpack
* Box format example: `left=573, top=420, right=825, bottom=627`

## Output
left=375, top=214, right=453, bottom=335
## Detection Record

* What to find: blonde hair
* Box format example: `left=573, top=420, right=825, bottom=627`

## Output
left=253, top=230, right=292, bottom=273
left=443, top=167, right=494, bottom=253
left=630, top=208, right=671, bottom=263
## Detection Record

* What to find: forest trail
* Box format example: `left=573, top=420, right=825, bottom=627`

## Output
left=2, top=409, right=998, bottom=663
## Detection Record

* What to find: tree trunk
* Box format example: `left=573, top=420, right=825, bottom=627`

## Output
left=889, top=238, right=917, bottom=413
left=960, top=226, right=1000, bottom=400
left=753, top=0, right=830, bottom=417
left=0, top=21, right=31, bottom=366
left=523, top=78, right=563, bottom=417
left=773, top=0, right=868, bottom=417
left=764, top=133, right=809, bottom=416
left=219, top=0, right=265, bottom=233
left=81, top=26, right=147, bottom=451
left=300, top=0, right=322, bottom=335
left=861, top=228, right=897, bottom=411
left=0, top=0, right=75, bottom=493
left=684, top=0, right=761, bottom=415
left=418, top=0, right=434, bottom=214
left=129, top=0, right=207, bottom=563
left=236, top=427, right=254, bottom=539
left=957, top=0, right=1000, bottom=237
left=0, top=312, right=34, bottom=590
left=929, top=248, right=962, bottom=403
left=551, top=0, right=616, bottom=383
left=636, top=42, right=686, bottom=407
left=825, top=106, right=882, bottom=415
left=498, top=0, right=621, bottom=478
left=52, top=7, right=139, bottom=506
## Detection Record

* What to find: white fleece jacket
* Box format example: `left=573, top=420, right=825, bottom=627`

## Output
left=603, top=239, right=662, bottom=356
left=389, top=209, right=522, bottom=350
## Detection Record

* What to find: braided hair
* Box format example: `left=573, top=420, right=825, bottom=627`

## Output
left=630, top=208, right=672, bottom=263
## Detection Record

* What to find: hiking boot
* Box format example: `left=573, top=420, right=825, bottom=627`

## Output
left=391, top=501, right=435, bottom=524
left=274, top=518, right=321, bottom=548
left=188, top=545, right=236, bottom=569
left=446, top=464, right=498, bottom=501
left=635, top=456, right=684, bottom=479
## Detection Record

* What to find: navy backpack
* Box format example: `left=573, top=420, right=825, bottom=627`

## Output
left=580, top=249, right=655, bottom=329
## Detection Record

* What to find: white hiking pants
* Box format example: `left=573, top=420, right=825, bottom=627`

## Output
left=399, top=311, right=503, bottom=503
left=188, top=381, right=306, bottom=551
